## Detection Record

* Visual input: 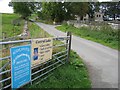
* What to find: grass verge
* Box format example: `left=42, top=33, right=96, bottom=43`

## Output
left=28, top=51, right=91, bottom=88
left=28, top=22, right=51, bottom=39
left=56, top=24, right=119, bottom=50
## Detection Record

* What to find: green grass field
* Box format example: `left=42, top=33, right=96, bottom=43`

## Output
left=28, top=51, right=91, bottom=88
left=1, top=13, right=24, bottom=39
left=56, top=24, right=119, bottom=50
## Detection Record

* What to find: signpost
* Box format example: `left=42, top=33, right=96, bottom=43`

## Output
left=10, top=45, right=31, bottom=88
left=31, top=38, right=53, bottom=66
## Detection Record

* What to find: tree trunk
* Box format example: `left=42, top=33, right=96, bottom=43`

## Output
left=113, top=14, right=115, bottom=20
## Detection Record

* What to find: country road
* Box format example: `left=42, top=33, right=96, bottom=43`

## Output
left=36, top=22, right=118, bottom=88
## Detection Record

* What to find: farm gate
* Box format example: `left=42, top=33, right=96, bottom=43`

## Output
left=0, top=32, right=72, bottom=89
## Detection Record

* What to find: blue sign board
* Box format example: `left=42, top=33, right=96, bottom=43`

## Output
left=10, top=45, right=31, bottom=88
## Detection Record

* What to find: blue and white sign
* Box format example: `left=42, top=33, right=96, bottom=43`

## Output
left=10, top=45, right=31, bottom=88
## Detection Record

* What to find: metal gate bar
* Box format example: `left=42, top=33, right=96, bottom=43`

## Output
left=0, top=32, right=72, bottom=89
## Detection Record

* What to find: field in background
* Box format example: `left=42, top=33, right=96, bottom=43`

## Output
left=1, top=14, right=24, bottom=39
left=56, top=24, right=119, bottom=50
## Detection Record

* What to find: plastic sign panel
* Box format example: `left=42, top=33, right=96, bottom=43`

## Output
left=31, top=38, right=53, bottom=66
left=10, top=45, right=31, bottom=89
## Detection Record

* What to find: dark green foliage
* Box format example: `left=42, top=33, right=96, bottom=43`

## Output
left=70, top=2, right=89, bottom=20
left=101, top=2, right=120, bottom=19
left=107, top=2, right=120, bottom=20
left=40, top=2, right=70, bottom=22
left=38, top=2, right=90, bottom=22
left=12, top=2, right=35, bottom=19
left=94, top=2, right=101, bottom=12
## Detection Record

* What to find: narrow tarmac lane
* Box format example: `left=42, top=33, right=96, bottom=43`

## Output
left=36, top=22, right=118, bottom=88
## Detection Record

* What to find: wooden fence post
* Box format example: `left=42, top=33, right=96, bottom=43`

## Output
left=67, top=32, right=72, bottom=63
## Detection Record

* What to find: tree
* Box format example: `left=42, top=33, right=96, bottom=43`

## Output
left=94, top=2, right=101, bottom=12
left=70, top=2, right=89, bottom=20
left=105, top=2, right=120, bottom=20
left=87, top=2, right=95, bottom=19
left=11, top=2, right=36, bottom=19
left=40, top=2, right=68, bottom=22
left=100, top=2, right=120, bottom=20
left=38, top=2, right=90, bottom=22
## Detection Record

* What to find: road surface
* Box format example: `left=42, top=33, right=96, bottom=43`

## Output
left=36, top=22, right=118, bottom=88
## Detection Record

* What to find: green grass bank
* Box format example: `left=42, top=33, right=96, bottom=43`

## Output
left=56, top=24, right=119, bottom=50
left=28, top=51, right=91, bottom=88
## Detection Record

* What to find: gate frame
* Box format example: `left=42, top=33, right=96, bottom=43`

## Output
left=0, top=32, right=72, bottom=89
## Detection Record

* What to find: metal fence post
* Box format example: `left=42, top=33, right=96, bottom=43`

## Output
left=67, top=32, right=72, bottom=63
left=66, top=32, right=69, bottom=50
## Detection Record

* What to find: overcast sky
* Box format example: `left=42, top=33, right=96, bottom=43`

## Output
left=0, top=0, right=113, bottom=14
left=0, top=0, right=13, bottom=13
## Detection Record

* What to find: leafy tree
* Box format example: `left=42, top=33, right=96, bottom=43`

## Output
left=105, top=2, right=120, bottom=20
left=38, top=2, right=90, bottom=22
left=87, top=2, right=95, bottom=19
left=41, top=2, right=68, bottom=22
left=62, top=2, right=75, bottom=20
left=70, top=2, right=89, bottom=20
left=99, top=2, right=120, bottom=20
left=10, top=2, right=36, bottom=19
left=94, top=2, right=101, bottom=12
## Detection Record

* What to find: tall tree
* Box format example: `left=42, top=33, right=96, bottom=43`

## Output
left=41, top=2, right=68, bottom=22
left=94, top=2, right=101, bottom=12
left=39, top=2, right=90, bottom=22
left=105, top=2, right=120, bottom=20
left=88, top=2, right=95, bottom=19
left=11, top=2, right=36, bottom=19
left=70, top=2, right=89, bottom=20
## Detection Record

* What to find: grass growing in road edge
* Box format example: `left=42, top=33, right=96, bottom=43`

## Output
left=56, top=24, right=119, bottom=50
left=28, top=22, right=51, bottom=39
